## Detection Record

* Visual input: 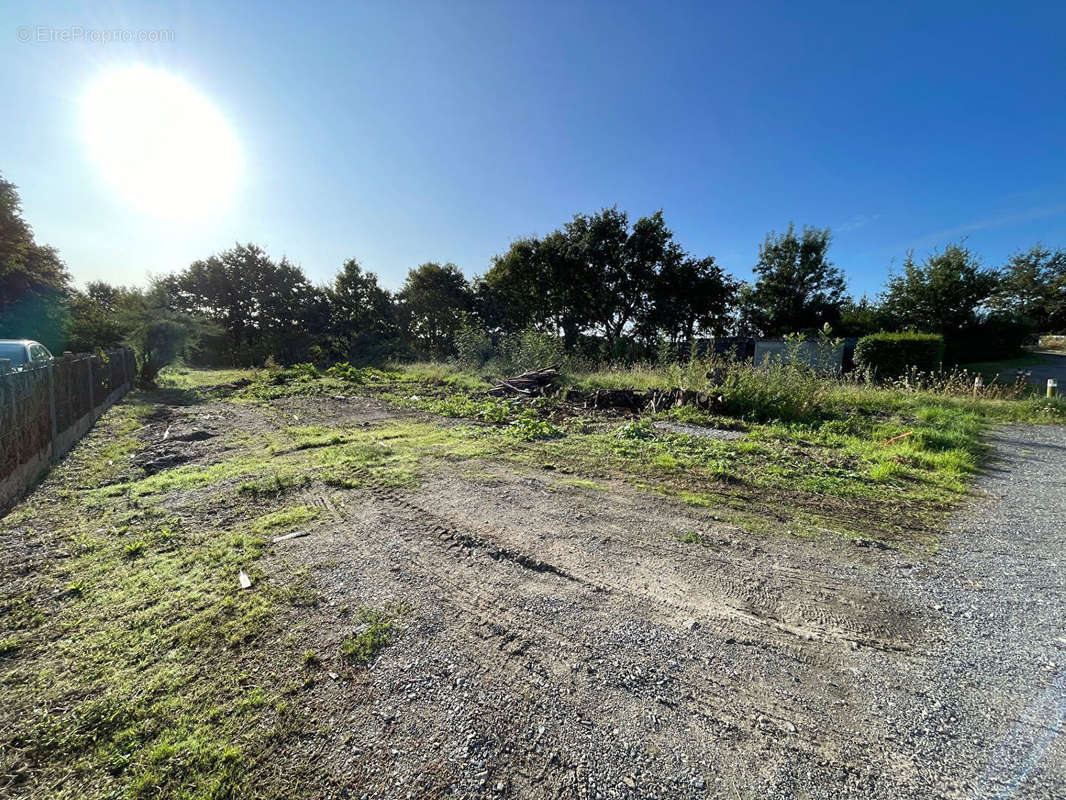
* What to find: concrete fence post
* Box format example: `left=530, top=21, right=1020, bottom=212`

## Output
left=47, top=364, right=58, bottom=463
left=86, top=356, right=95, bottom=421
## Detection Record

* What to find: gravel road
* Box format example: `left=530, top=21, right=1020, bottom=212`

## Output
left=890, top=424, right=1066, bottom=799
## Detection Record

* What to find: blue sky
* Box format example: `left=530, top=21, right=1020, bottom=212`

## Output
left=3, top=1, right=1065, bottom=298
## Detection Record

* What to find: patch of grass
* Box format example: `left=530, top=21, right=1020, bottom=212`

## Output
left=561, top=477, right=608, bottom=491
left=279, top=568, right=322, bottom=607
left=251, top=505, right=320, bottom=533
left=0, top=400, right=297, bottom=799
left=678, top=530, right=711, bottom=546
left=340, top=607, right=399, bottom=666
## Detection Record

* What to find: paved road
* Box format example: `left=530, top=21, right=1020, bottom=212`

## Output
left=1004, top=352, right=1066, bottom=390
left=906, top=425, right=1066, bottom=799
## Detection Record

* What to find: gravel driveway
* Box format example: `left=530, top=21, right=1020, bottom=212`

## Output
left=897, top=425, right=1066, bottom=799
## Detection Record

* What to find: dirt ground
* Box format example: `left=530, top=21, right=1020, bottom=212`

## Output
left=4, top=388, right=1065, bottom=799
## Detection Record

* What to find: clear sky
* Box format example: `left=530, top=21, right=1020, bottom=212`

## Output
left=3, top=1, right=1065, bottom=298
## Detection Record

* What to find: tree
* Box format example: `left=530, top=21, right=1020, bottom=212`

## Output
left=480, top=207, right=712, bottom=353
left=879, top=243, right=1000, bottom=333
left=642, top=255, right=736, bottom=347
left=123, top=279, right=216, bottom=387
left=994, top=245, right=1066, bottom=333
left=167, top=243, right=318, bottom=364
left=741, top=224, right=846, bottom=336
left=0, top=175, right=71, bottom=351
left=836, top=296, right=886, bottom=338
left=567, top=208, right=685, bottom=350
left=477, top=232, right=586, bottom=345
left=879, top=243, right=1014, bottom=361
left=67, top=282, right=145, bottom=352
left=396, top=262, right=472, bottom=359
left=328, top=258, right=399, bottom=363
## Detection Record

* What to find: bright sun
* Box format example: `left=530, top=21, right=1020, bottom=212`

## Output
left=82, top=65, right=242, bottom=220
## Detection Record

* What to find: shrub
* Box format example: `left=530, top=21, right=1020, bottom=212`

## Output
left=717, top=360, right=830, bottom=422
left=854, top=333, right=944, bottom=378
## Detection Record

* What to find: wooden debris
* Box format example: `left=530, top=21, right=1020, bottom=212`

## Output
left=238, top=569, right=252, bottom=589
left=882, top=431, right=913, bottom=446
left=487, top=367, right=558, bottom=397
left=272, top=530, right=310, bottom=544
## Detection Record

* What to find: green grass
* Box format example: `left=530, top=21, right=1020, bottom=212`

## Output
left=0, top=396, right=350, bottom=799
left=153, top=363, right=1066, bottom=544
left=340, top=607, right=402, bottom=666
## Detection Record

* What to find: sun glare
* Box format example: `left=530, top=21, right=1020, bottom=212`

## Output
left=81, top=65, right=242, bottom=220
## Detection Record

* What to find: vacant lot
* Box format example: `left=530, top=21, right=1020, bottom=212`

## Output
left=1, top=365, right=1064, bottom=799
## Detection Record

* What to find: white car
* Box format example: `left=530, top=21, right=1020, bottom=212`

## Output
left=0, top=339, right=54, bottom=371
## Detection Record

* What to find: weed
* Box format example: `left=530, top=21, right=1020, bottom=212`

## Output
left=340, top=608, right=397, bottom=665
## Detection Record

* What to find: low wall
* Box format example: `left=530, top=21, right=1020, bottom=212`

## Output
left=0, top=347, right=135, bottom=514
left=753, top=339, right=845, bottom=374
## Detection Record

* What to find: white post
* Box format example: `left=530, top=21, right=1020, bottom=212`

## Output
left=1049, top=378, right=1059, bottom=398
left=973, top=374, right=983, bottom=399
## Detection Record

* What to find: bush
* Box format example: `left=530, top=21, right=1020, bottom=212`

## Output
left=947, top=315, right=1034, bottom=363
left=854, top=333, right=944, bottom=378
left=718, top=360, right=830, bottom=422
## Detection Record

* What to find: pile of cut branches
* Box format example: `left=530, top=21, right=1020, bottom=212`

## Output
left=486, top=367, right=559, bottom=397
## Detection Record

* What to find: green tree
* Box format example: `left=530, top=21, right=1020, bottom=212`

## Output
left=567, top=208, right=685, bottom=350
left=477, top=232, right=585, bottom=345
left=741, top=224, right=846, bottom=336
left=0, top=175, right=71, bottom=351
left=328, top=258, right=400, bottom=363
left=167, top=243, right=318, bottom=364
left=67, top=281, right=146, bottom=352
left=125, top=280, right=216, bottom=388
left=880, top=243, right=1000, bottom=333
left=480, top=207, right=710, bottom=353
left=836, top=296, right=886, bottom=337
left=397, top=262, right=472, bottom=359
left=994, top=244, right=1066, bottom=333
left=643, top=255, right=736, bottom=348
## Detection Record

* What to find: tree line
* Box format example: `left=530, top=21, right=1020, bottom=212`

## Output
left=2, top=174, right=1064, bottom=375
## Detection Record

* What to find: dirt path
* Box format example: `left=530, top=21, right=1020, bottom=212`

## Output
left=259, top=405, right=1065, bottom=797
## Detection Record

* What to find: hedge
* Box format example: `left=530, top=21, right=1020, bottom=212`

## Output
left=853, top=332, right=945, bottom=377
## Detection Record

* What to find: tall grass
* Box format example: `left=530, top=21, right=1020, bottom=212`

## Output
left=566, top=356, right=1066, bottom=425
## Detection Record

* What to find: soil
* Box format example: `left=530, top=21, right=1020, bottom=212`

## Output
left=7, top=390, right=1066, bottom=799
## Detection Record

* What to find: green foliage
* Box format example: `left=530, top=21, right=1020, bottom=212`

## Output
left=740, top=223, right=846, bottom=336
left=717, top=358, right=832, bottom=422
left=854, top=332, right=946, bottom=378
left=993, top=244, right=1066, bottom=333
left=126, top=280, right=218, bottom=388
left=878, top=243, right=1012, bottom=361
left=0, top=174, right=71, bottom=351
left=480, top=207, right=731, bottom=352
left=453, top=313, right=494, bottom=368
left=507, top=410, right=563, bottom=440
left=328, top=257, right=402, bottom=364
left=397, top=262, right=473, bottom=359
